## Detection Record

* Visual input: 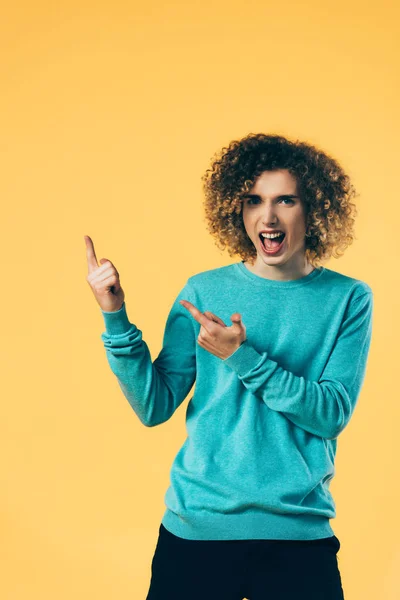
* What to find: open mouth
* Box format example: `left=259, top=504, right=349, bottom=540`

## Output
left=259, top=232, right=286, bottom=253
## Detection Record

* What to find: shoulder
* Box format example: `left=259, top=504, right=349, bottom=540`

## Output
left=186, top=264, right=237, bottom=292
left=319, top=266, right=373, bottom=301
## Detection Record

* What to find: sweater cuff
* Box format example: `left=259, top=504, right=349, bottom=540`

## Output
left=101, top=302, right=135, bottom=336
left=223, top=339, right=266, bottom=377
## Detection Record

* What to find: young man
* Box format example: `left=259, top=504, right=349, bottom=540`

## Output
left=89, top=133, right=373, bottom=599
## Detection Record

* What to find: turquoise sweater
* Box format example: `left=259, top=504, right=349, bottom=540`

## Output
left=100, top=261, right=373, bottom=541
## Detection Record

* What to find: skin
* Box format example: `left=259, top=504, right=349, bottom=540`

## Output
left=181, top=169, right=314, bottom=359
left=241, top=168, right=314, bottom=281
left=179, top=300, right=246, bottom=360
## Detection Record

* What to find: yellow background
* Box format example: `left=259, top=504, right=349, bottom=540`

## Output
left=1, top=1, right=399, bottom=598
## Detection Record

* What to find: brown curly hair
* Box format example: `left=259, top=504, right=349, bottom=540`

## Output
left=200, top=133, right=359, bottom=268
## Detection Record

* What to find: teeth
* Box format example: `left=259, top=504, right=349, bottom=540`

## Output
left=261, top=232, right=284, bottom=239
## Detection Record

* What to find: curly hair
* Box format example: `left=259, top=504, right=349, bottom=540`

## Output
left=200, top=133, right=359, bottom=268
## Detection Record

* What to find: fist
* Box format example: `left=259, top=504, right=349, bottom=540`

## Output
left=84, top=235, right=125, bottom=312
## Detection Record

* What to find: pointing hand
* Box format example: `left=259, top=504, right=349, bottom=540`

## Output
left=84, top=235, right=125, bottom=312
left=180, top=300, right=246, bottom=360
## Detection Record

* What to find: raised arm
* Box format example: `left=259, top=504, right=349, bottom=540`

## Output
left=100, top=281, right=197, bottom=427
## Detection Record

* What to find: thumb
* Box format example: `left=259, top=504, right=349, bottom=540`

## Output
left=230, top=313, right=243, bottom=327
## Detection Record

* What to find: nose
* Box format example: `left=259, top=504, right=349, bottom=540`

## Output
left=261, top=203, right=279, bottom=226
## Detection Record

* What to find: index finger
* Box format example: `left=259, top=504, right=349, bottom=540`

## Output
left=180, top=300, right=214, bottom=332
left=84, top=235, right=99, bottom=274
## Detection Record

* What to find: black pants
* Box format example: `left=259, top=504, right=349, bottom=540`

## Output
left=146, top=523, right=345, bottom=600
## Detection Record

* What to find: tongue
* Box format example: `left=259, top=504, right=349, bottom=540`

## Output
left=265, top=236, right=282, bottom=249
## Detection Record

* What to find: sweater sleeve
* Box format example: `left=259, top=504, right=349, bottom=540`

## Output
left=100, top=280, right=197, bottom=427
left=223, top=291, right=374, bottom=440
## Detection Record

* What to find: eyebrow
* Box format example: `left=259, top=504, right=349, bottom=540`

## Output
left=242, top=194, right=300, bottom=200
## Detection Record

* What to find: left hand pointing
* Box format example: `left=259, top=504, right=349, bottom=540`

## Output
left=179, top=300, right=247, bottom=360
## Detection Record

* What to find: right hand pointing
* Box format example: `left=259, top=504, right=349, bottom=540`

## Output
left=85, top=235, right=125, bottom=312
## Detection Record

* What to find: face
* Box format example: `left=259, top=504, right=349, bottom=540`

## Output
left=241, top=169, right=312, bottom=280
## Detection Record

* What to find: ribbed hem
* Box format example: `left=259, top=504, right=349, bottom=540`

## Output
left=223, top=339, right=266, bottom=376
left=161, top=507, right=335, bottom=541
left=100, top=302, right=134, bottom=336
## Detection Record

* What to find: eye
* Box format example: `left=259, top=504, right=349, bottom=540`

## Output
left=245, top=197, right=294, bottom=205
